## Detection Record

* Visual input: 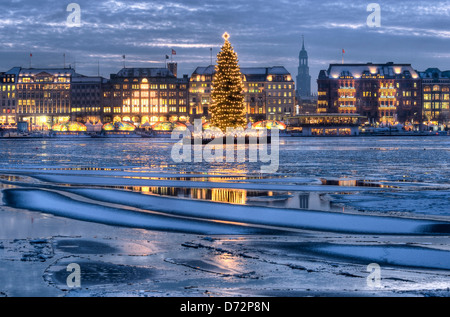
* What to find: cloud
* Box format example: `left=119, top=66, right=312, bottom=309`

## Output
left=0, top=0, right=448, bottom=93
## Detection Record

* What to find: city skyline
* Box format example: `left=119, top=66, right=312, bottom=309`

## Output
left=0, top=0, right=449, bottom=94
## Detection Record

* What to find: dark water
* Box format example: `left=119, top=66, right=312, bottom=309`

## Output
left=0, top=137, right=449, bottom=183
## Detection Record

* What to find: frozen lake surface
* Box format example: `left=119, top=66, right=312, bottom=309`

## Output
left=0, top=136, right=449, bottom=297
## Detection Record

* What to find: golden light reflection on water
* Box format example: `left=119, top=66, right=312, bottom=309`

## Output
left=214, top=252, right=241, bottom=273
left=320, top=178, right=397, bottom=188
left=124, top=176, right=250, bottom=182
left=133, top=186, right=248, bottom=205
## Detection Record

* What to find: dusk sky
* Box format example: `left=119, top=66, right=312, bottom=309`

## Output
left=0, top=0, right=449, bottom=93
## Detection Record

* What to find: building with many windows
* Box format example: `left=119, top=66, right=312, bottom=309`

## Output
left=0, top=67, right=19, bottom=125
left=189, top=66, right=295, bottom=122
left=417, top=68, right=450, bottom=126
left=4, top=61, right=447, bottom=130
left=15, top=68, right=79, bottom=129
left=103, top=68, right=189, bottom=125
left=317, top=62, right=422, bottom=124
left=71, top=75, right=106, bottom=124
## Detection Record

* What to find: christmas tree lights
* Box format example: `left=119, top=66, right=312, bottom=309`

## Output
left=210, top=32, right=246, bottom=132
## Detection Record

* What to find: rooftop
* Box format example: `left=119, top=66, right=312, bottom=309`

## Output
left=417, top=68, right=450, bottom=80
left=192, top=66, right=292, bottom=80
left=18, top=68, right=80, bottom=77
left=321, top=63, right=419, bottom=79
left=115, top=68, right=175, bottom=78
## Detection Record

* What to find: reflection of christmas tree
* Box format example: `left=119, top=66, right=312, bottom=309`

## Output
left=210, top=32, right=246, bottom=132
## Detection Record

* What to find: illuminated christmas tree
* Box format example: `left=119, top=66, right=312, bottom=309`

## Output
left=210, top=32, right=246, bottom=132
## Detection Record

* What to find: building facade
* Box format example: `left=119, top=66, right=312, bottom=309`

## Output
left=71, top=75, right=105, bottom=124
left=102, top=68, right=189, bottom=124
left=0, top=67, right=19, bottom=125
left=417, top=68, right=450, bottom=126
left=317, top=63, right=422, bottom=124
left=190, top=66, right=295, bottom=122
left=15, top=68, right=77, bottom=129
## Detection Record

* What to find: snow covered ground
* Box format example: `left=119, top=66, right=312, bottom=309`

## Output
left=0, top=136, right=449, bottom=297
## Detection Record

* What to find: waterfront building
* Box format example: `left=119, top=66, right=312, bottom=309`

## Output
left=296, top=94, right=318, bottom=114
left=190, top=66, right=295, bottom=122
left=287, top=113, right=365, bottom=136
left=317, top=62, right=422, bottom=125
left=417, top=68, right=450, bottom=126
left=0, top=67, right=19, bottom=125
left=15, top=68, right=79, bottom=129
left=103, top=68, right=189, bottom=125
left=71, top=75, right=106, bottom=124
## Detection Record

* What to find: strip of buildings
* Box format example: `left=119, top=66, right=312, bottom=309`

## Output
left=1, top=61, right=449, bottom=129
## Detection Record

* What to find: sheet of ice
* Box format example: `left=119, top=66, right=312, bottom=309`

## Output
left=66, top=188, right=450, bottom=235
left=28, top=174, right=381, bottom=192
left=2, top=189, right=274, bottom=235
left=306, top=243, right=450, bottom=270
left=0, top=168, right=254, bottom=180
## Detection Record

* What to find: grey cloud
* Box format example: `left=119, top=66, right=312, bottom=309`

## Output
left=0, top=0, right=448, bottom=93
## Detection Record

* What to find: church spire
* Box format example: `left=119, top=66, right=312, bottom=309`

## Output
left=296, top=35, right=311, bottom=98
